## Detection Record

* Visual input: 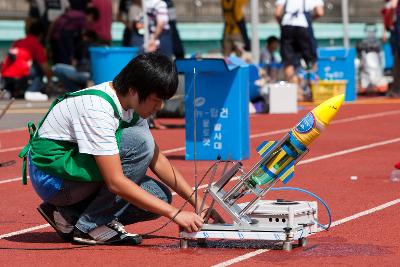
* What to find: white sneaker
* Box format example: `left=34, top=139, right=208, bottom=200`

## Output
left=73, top=220, right=142, bottom=245
left=24, top=91, right=48, bottom=102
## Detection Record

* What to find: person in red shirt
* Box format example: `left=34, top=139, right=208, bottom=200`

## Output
left=87, top=0, right=113, bottom=45
left=1, top=21, right=52, bottom=101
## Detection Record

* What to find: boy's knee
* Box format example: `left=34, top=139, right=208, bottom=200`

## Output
left=120, top=120, right=155, bottom=163
left=141, top=134, right=155, bottom=162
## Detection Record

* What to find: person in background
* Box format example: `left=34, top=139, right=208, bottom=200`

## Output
left=87, top=0, right=113, bottom=45
left=52, top=30, right=99, bottom=92
left=25, top=0, right=70, bottom=43
left=130, top=0, right=173, bottom=58
left=1, top=21, right=52, bottom=101
left=232, top=41, right=252, bottom=63
left=49, top=6, right=99, bottom=65
left=25, top=0, right=43, bottom=34
left=68, top=0, right=90, bottom=12
left=118, top=0, right=135, bottom=47
left=118, top=0, right=173, bottom=58
left=385, top=0, right=400, bottom=98
left=221, top=0, right=250, bottom=57
left=275, top=0, right=324, bottom=100
left=163, top=0, right=185, bottom=59
left=260, top=36, right=281, bottom=82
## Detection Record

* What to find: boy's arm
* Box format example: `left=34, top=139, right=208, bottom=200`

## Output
left=150, top=144, right=224, bottom=223
left=149, top=144, right=197, bottom=207
left=94, top=154, right=204, bottom=232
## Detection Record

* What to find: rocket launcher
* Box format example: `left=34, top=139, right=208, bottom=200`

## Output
left=204, top=95, right=345, bottom=224
left=251, top=94, right=345, bottom=186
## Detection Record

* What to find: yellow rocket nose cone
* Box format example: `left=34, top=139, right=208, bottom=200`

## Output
left=312, top=94, right=345, bottom=125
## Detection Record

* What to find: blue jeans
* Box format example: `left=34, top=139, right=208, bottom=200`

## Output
left=30, top=119, right=172, bottom=233
left=27, top=63, right=44, bottom=92
left=52, top=63, right=90, bottom=92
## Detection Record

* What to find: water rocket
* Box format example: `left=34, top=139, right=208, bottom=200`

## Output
left=251, top=94, right=345, bottom=186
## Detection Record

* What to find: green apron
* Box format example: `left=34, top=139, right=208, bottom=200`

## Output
left=19, top=89, right=139, bottom=185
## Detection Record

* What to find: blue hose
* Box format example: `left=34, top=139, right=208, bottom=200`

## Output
left=270, top=186, right=332, bottom=230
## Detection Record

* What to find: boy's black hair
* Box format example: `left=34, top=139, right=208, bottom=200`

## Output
left=267, top=36, right=279, bottom=45
left=113, top=52, right=178, bottom=102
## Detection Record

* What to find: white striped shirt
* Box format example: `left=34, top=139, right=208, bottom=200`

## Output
left=38, top=82, right=140, bottom=156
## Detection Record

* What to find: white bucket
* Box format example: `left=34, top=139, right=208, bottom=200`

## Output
left=268, top=82, right=298, bottom=114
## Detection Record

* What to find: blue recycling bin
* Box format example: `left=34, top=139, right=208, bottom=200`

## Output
left=89, top=47, right=138, bottom=84
left=317, top=47, right=356, bottom=102
left=383, top=43, right=394, bottom=70
left=176, top=57, right=250, bottom=161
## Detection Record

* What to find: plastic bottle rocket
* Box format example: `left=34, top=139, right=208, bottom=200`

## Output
left=250, top=94, right=345, bottom=186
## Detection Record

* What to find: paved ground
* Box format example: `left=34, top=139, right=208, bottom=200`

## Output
left=0, top=99, right=50, bottom=130
left=1, top=96, right=400, bottom=266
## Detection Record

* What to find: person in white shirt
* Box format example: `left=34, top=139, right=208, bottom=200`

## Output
left=120, top=0, right=173, bottom=58
left=275, top=0, right=324, bottom=97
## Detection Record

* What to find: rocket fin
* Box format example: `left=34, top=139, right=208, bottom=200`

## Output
left=256, top=141, right=277, bottom=157
left=278, top=162, right=295, bottom=184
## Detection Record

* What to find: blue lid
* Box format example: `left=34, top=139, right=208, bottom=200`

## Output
left=89, top=46, right=139, bottom=53
left=176, top=56, right=248, bottom=73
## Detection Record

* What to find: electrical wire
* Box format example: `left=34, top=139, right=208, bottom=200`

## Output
left=270, top=186, right=332, bottom=230
left=141, top=160, right=233, bottom=238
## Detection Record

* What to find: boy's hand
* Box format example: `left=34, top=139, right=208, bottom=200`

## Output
left=200, top=207, right=225, bottom=224
left=172, top=211, right=204, bottom=233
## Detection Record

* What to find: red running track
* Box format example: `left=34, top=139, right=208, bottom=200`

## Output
left=0, top=100, right=400, bottom=266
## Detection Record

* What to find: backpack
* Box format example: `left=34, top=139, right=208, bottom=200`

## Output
left=0, top=47, right=32, bottom=79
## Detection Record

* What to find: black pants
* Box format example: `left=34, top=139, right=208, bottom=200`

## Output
left=280, top=25, right=316, bottom=68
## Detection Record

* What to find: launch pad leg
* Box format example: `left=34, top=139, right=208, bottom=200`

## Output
left=180, top=238, right=189, bottom=249
left=283, top=241, right=293, bottom=251
left=299, top=237, right=308, bottom=247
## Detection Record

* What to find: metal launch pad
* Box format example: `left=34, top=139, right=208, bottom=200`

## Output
left=179, top=134, right=319, bottom=251
left=180, top=199, right=318, bottom=251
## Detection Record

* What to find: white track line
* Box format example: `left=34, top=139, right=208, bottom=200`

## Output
left=0, top=127, right=25, bottom=134
left=0, top=146, right=24, bottom=153
left=2, top=110, right=400, bottom=154
left=212, top=198, right=400, bottom=267
left=0, top=177, right=25, bottom=184
left=0, top=224, right=49, bottom=240
left=298, top=138, right=400, bottom=165
left=249, top=110, right=400, bottom=139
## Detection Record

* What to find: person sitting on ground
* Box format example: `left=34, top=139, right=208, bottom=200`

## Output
left=275, top=0, right=324, bottom=101
left=19, top=52, right=223, bottom=245
left=52, top=30, right=99, bottom=93
left=260, top=36, right=281, bottom=82
left=1, top=21, right=52, bottom=101
left=50, top=6, right=99, bottom=65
